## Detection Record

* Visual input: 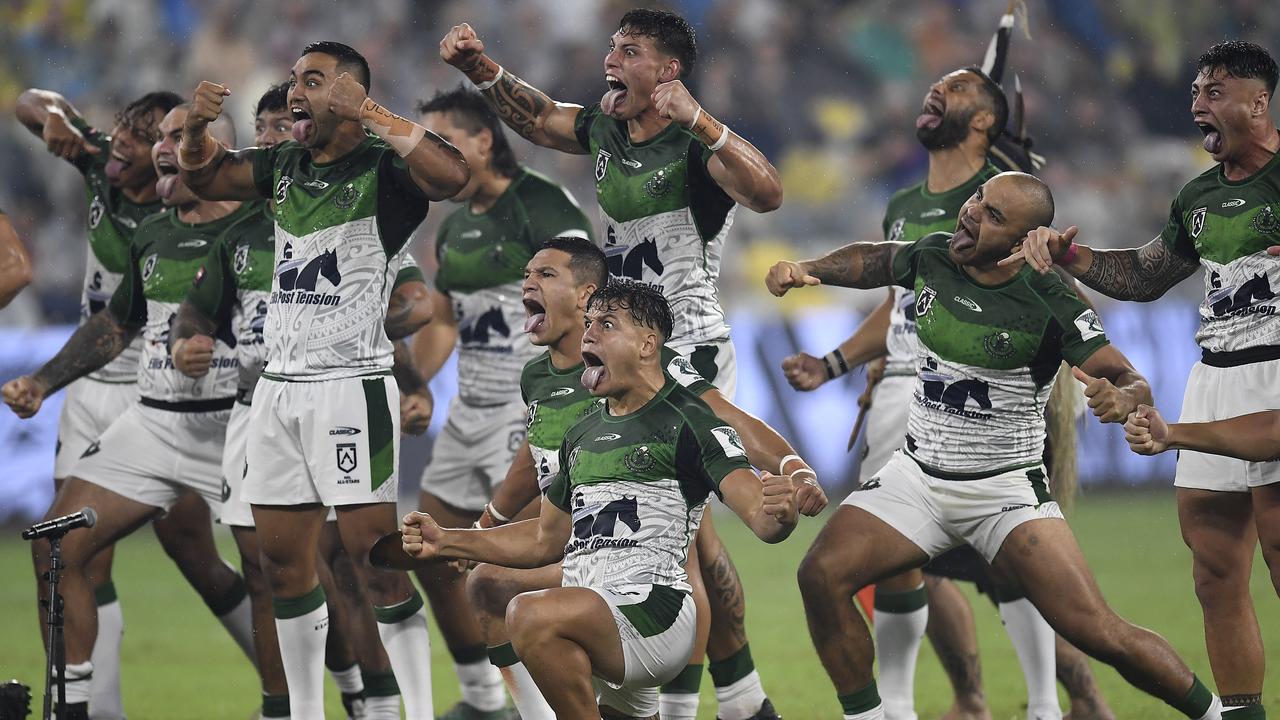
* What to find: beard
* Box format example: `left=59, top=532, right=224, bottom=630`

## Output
left=917, top=107, right=977, bottom=151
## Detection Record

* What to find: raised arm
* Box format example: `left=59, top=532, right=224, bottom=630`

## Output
left=401, top=495, right=570, bottom=568
left=1073, top=345, right=1153, bottom=424
left=1125, top=405, right=1280, bottom=462
left=719, top=469, right=799, bottom=544
left=765, top=241, right=907, bottom=296
left=1006, top=226, right=1198, bottom=302
left=179, top=82, right=262, bottom=201
left=0, top=213, right=33, bottom=308
left=15, top=88, right=99, bottom=162
left=440, top=24, right=586, bottom=154
left=783, top=289, right=893, bottom=392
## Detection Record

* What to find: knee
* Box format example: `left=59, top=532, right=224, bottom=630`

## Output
left=505, top=591, right=558, bottom=650
left=467, top=565, right=517, bottom=620
left=797, top=545, right=861, bottom=600
left=1189, top=556, right=1251, bottom=606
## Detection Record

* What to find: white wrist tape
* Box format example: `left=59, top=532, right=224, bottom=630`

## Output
left=474, top=65, right=505, bottom=91
left=708, top=125, right=730, bottom=152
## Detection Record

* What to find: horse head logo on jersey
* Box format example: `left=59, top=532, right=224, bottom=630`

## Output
left=276, top=242, right=341, bottom=292
left=274, top=176, right=293, bottom=205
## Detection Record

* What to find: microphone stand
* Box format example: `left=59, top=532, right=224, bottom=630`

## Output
left=37, top=534, right=67, bottom=720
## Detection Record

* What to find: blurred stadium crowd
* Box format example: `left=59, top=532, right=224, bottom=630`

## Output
left=0, top=0, right=1275, bottom=325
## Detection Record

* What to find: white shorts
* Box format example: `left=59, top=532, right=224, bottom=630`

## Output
left=243, top=375, right=400, bottom=507
left=220, top=401, right=254, bottom=527
left=859, top=374, right=913, bottom=484
left=670, top=337, right=737, bottom=399
left=842, top=450, right=1064, bottom=562
left=71, top=401, right=231, bottom=517
left=419, top=397, right=527, bottom=511
left=588, top=585, right=697, bottom=717
left=1174, top=359, right=1280, bottom=492
left=54, top=378, right=139, bottom=479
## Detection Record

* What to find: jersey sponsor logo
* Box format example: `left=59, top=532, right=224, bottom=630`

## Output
left=88, top=195, right=105, bottom=229
left=336, top=442, right=358, bottom=474
left=953, top=295, right=982, bottom=312
left=1222, top=198, right=1247, bottom=208
left=178, top=239, right=207, bottom=249
left=275, top=176, right=293, bottom=205
left=918, top=357, right=993, bottom=419
left=982, top=331, right=1015, bottom=359
left=621, top=158, right=643, bottom=169
left=329, top=426, right=361, bottom=436
left=549, top=387, right=575, bottom=397
left=460, top=229, right=482, bottom=239
left=856, top=478, right=882, bottom=491
left=1001, top=503, right=1031, bottom=512
left=710, top=426, right=747, bottom=459
left=1207, top=272, right=1276, bottom=318
left=1253, top=205, right=1280, bottom=235
left=234, top=244, right=250, bottom=274
left=1190, top=206, right=1207, bottom=238
left=595, top=149, right=612, bottom=182
left=915, top=286, right=938, bottom=317
left=333, top=183, right=361, bottom=210
left=643, top=168, right=672, bottom=199
left=569, top=496, right=641, bottom=551
left=80, top=440, right=101, bottom=458
left=594, top=433, right=622, bottom=442
left=604, top=226, right=665, bottom=282
left=888, top=218, right=906, bottom=243
left=1073, top=309, right=1106, bottom=341
left=303, top=180, right=330, bottom=190
left=458, top=305, right=511, bottom=346
left=273, top=242, right=342, bottom=306
left=142, top=253, right=158, bottom=281
left=921, top=208, right=947, bottom=218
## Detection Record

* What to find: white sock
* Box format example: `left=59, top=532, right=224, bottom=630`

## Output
left=273, top=587, right=329, bottom=720
left=998, top=599, right=1062, bottom=720
left=715, top=670, right=769, bottom=720
left=658, top=691, right=700, bottom=719
left=89, top=589, right=125, bottom=720
left=1195, top=695, right=1223, bottom=720
left=375, top=594, right=433, bottom=720
left=497, top=657, right=554, bottom=720
left=363, top=692, right=401, bottom=720
left=57, top=660, right=94, bottom=706
left=328, top=662, right=364, bottom=695
left=845, top=704, right=886, bottom=720
left=457, top=658, right=505, bottom=712
left=217, top=591, right=259, bottom=668
left=873, top=588, right=927, bottom=720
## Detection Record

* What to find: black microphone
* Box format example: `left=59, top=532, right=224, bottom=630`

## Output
left=22, top=507, right=97, bottom=540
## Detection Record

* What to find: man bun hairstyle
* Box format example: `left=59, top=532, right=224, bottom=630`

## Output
left=587, top=278, right=674, bottom=343
left=541, top=236, right=608, bottom=289
left=301, top=41, right=372, bottom=92
left=1197, top=41, right=1278, bottom=97
left=416, top=85, right=520, bottom=178
left=618, top=9, right=697, bottom=79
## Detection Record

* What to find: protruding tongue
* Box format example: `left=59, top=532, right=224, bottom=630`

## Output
left=156, top=174, right=181, bottom=201
left=523, top=313, right=546, bottom=334
left=291, top=119, right=314, bottom=144
left=581, top=365, right=605, bottom=391
left=601, top=88, right=626, bottom=117
left=105, top=158, right=126, bottom=182
left=916, top=113, right=942, bottom=130
left=1203, top=130, right=1223, bottom=154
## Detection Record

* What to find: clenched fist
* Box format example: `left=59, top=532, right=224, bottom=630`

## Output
left=188, top=81, right=230, bottom=128
left=765, top=260, right=820, bottom=297
left=328, top=72, right=368, bottom=123
left=440, top=23, right=487, bottom=73
left=42, top=112, right=98, bottom=161
left=652, top=80, right=699, bottom=128
left=1124, top=404, right=1170, bottom=455
left=3, top=376, right=48, bottom=418
left=759, top=471, right=798, bottom=525
left=1073, top=366, right=1133, bottom=423
left=173, top=335, right=215, bottom=378
left=402, top=511, right=445, bottom=561
left=400, top=388, right=434, bottom=436
left=782, top=352, right=828, bottom=391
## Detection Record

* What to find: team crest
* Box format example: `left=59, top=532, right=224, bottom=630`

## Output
left=234, top=244, right=250, bottom=274
left=623, top=444, right=655, bottom=472
left=982, top=331, right=1015, bottom=359
left=643, top=168, right=671, bottom=199
left=595, top=149, right=612, bottom=182
left=1073, top=309, right=1106, bottom=342
left=274, top=175, right=293, bottom=205
left=335, top=443, right=358, bottom=473
left=333, top=183, right=360, bottom=210
left=1190, top=207, right=1207, bottom=239
left=141, top=253, right=158, bottom=282
left=888, top=217, right=906, bottom=243
left=1252, top=205, right=1280, bottom=235
left=710, top=426, right=747, bottom=459
left=88, top=195, right=105, bottom=229
left=915, top=286, right=938, bottom=318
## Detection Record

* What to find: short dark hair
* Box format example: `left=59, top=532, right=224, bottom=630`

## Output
left=542, top=236, right=607, bottom=288
left=1197, top=41, right=1278, bottom=96
left=587, top=278, right=674, bottom=343
left=618, top=9, right=697, bottom=79
left=256, top=82, right=290, bottom=118
left=301, top=41, right=372, bottom=91
left=416, top=85, right=519, bottom=178
left=961, top=66, right=1009, bottom=144
left=116, top=91, right=183, bottom=134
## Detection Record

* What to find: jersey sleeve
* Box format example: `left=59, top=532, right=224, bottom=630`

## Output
left=674, top=399, right=753, bottom=500
left=184, top=236, right=237, bottom=326
left=572, top=103, right=603, bottom=152
left=375, top=149, right=431, bottom=255
left=1158, top=195, right=1199, bottom=261
left=251, top=143, right=282, bottom=199
left=545, top=441, right=573, bottom=512
left=1038, top=274, right=1110, bottom=366
left=69, top=116, right=110, bottom=176
left=661, top=346, right=714, bottom=395
left=107, top=236, right=149, bottom=329
left=891, top=232, right=946, bottom=289
left=393, top=250, right=425, bottom=290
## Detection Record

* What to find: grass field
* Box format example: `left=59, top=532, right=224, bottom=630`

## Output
left=1, top=490, right=1277, bottom=719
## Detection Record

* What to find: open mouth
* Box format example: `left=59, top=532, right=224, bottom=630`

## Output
left=154, top=157, right=181, bottom=200
left=105, top=148, right=133, bottom=182
left=290, top=107, right=315, bottom=144
left=950, top=216, right=977, bottom=254
left=602, top=74, right=629, bottom=117
left=523, top=298, right=547, bottom=334
left=917, top=96, right=945, bottom=130
left=1196, top=119, right=1223, bottom=155
left=581, top=351, right=607, bottom=392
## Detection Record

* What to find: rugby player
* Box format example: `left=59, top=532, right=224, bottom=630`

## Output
left=177, top=41, right=468, bottom=718
left=1007, top=41, right=1280, bottom=719
left=409, top=85, right=592, bottom=720
left=770, top=171, right=1222, bottom=720
left=0, top=210, right=33, bottom=308
left=402, top=277, right=804, bottom=719
left=4, top=104, right=256, bottom=720
left=441, top=11, right=788, bottom=717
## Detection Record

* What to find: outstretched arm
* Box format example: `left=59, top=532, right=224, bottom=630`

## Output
left=2, top=312, right=137, bottom=418
left=1073, top=345, right=1152, bottom=424
left=15, top=88, right=99, bottom=162
left=440, top=23, right=585, bottom=154
left=783, top=290, right=893, bottom=392
left=1125, top=405, right=1280, bottom=462
left=401, top=496, right=570, bottom=568
left=1005, top=226, right=1197, bottom=302
left=765, top=242, right=906, bottom=296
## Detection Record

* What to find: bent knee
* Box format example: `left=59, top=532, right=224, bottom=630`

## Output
left=797, top=546, right=862, bottom=598
left=467, top=565, right=519, bottom=619
left=505, top=590, right=561, bottom=646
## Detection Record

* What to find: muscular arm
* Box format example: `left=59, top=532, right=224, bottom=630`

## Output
left=699, top=388, right=801, bottom=474
left=181, top=145, right=264, bottom=201
left=410, top=291, right=458, bottom=383
left=466, top=64, right=585, bottom=154
left=391, top=340, right=427, bottom=395
left=0, top=214, right=33, bottom=308
left=15, top=88, right=79, bottom=137
left=802, top=242, right=906, bottom=289
left=720, top=469, right=797, bottom=544
left=837, top=290, right=893, bottom=366
left=33, top=312, right=138, bottom=394
left=170, top=299, right=217, bottom=346
left=1077, top=344, right=1153, bottom=423
left=434, top=496, right=570, bottom=568
left=385, top=280, right=433, bottom=341
left=1064, top=238, right=1198, bottom=302
left=1166, top=412, right=1280, bottom=462
left=486, top=441, right=540, bottom=522
left=706, top=139, right=783, bottom=213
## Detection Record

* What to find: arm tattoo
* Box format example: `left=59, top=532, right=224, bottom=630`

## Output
left=803, top=242, right=898, bottom=289
left=702, top=543, right=748, bottom=648
left=391, top=340, right=426, bottom=395
left=170, top=302, right=218, bottom=349
left=33, top=312, right=134, bottom=394
left=1077, top=238, right=1198, bottom=301
left=384, top=289, right=416, bottom=341
left=483, top=71, right=553, bottom=143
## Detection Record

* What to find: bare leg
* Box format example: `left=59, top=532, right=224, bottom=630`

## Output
left=922, top=574, right=990, bottom=720
left=230, top=526, right=288, bottom=696
left=1055, top=635, right=1116, bottom=720
left=414, top=491, right=485, bottom=655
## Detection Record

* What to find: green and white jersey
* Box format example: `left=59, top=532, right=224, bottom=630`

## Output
left=574, top=104, right=737, bottom=346
left=251, top=136, right=430, bottom=381
left=547, top=378, right=750, bottom=594
left=436, top=167, right=593, bottom=406
left=892, top=233, right=1108, bottom=477
left=184, top=202, right=275, bottom=401
left=883, top=165, right=1000, bottom=377
left=109, top=204, right=260, bottom=404
left=1160, top=152, right=1280, bottom=358
left=71, top=117, right=164, bottom=383
left=523, top=347, right=714, bottom=493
